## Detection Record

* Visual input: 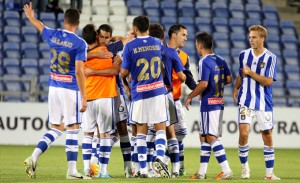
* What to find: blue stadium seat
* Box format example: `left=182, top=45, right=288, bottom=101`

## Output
left=262, top=5, right=279, bottom=20
left=148, top=16, right=160, bottom=24
left=286, top=72, right=300, bottom=81
left=229, top=18, right=246, bottom=34
left=283, top=50, right=299, bottom=66
left=0, top=19, right=3, bottom=33
left=230, top=0, right=245, bottom=3
left=284, top=65, right=299, bottom=74
left=4, top=26, right=21, bottom=42
left=280, top=20, right=297, bottom=36
left=287, top=98, right=300, bottom=107
left=182, top=41, right=196, bottom=55
left=214, top=48, right=230, bottom=61
left=22, top=26, right=39, bottom=43
left=40, top=12, right=56, bottom=21
left=281, top=35, right=298, bottom=50
left=178, top=17, right=194, bottom=25
left=144, top=0, right=161, bottom=16
left=3, top=58, right=19, bottom=67
left=263, top=19, right=280, bottom=35
left=128, top=7, right=144, bottom=15
left=160, top=0, right=176, bottom=9
left=213, top=17, right=229, bottom=33
left=212, top=3, right=230, bottom=18
left=286, top=80, right=300, bottom=97
left=39, top=42, right=50, bottom=52
left=4, top=10, right=21, bottom=27
left=246, top=19, right=261, bottom=27
left=21, top=42, right=37, bottom=51
left=4, top=81, right=23, bottom=91
left=195, top=17, right=213, bottom=32
left=213, top=32, right=230, bottom=48
left=180, top=7, right=196, bottom=17
left=273, top=98, right=287, bottom=107
left=3, top=42, right=21, bottom=59
left=245, top=4, right=262, bottom=19
left=231, top=48, right=242, bottom=64
left=22, top=12, right=38, bottom=26
left=39, top=58, right=51, bottom=74
left=161, top=16, right=177, bottom=25
left=230, top=33, right=247, bottom=49
left=195, top=3, right=211, bottom=18
left=246, top=0, right=261, bottom=5
left=266, top=41, right=281, bottom=51
left=178, top=1, right=193, bottom=9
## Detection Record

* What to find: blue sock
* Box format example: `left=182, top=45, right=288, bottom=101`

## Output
left=82, top=135, right=92, bottom=171
left=99, top=138, right=111, bottom=175
left=32, top=128, right=62, bottom=163
left=239, top=144, right=249, bottom=164
left=177, top=134, right=185, bottom=169
left=168, top=138, right=179, bottom=173
left=264, top=145, right=274, bottom=175
left=212, top=140, right=231, bottom=173
left=155, top=130, right=166, bottom=161
left=66, top=129, right=79, bottom=174
left=120, top=135, right=131, bottom=169
left=146, top=130, right=156, bottom=170
left=137, top=134, right=147, bottom=174
left=199, top=142, right=211, bottom=175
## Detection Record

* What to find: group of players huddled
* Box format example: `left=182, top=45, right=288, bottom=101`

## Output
left=23, top=1, right=280, bottom=181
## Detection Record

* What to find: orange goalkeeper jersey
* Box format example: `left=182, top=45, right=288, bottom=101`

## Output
left=172, top=50, right=188, bottom=100
left=85, top=46, right=117, bottom=100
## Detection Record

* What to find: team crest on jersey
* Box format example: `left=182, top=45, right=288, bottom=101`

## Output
left=62, top=33, right=67, bottom=37
left=260, top=62, right=265, bottom=68
left=143, top=40, right=147, bottom=43
left=241, top=114, right=245, bottom=120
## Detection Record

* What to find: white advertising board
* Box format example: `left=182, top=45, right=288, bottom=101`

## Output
left=0, top=103, right=299, bottom=148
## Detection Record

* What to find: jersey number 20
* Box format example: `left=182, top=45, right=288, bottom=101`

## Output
left=137, top=56, right=161, bottom=81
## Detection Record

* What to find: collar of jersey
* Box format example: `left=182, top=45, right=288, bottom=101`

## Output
left=137, top=35, right=149, bottom=38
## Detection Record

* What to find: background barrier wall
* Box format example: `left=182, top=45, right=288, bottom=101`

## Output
left=0, top=103, right=299, bottom=148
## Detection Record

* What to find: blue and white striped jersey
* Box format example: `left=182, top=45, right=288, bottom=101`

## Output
left=237, top=48, right=277, bottom=111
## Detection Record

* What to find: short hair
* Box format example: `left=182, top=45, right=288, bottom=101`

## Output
left=64, top=8, right=80, bottom=26
left=82, top=24, right=97, bottom=45
left=249, top=25, right=268, bottom=41
left=195, top=32, right=213, bottom=50
left=149, top=24, right=164, bottom=39
left=168, top=24, right=187, bottom=38
left=133, top=16, right=149, bottom=33
left=97, top=24, right=113, bottom=36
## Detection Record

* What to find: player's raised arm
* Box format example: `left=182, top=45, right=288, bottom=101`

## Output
left=23, top=2, right=45, bottom=33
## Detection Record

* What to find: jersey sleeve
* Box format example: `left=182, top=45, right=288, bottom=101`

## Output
left=107, top=41, right=124, bottom=56
left=265, top=55, right=277, bottom=80
left=121, top=44, right=131, bottom=70
left=41, top=27, right=55, bottom=42
left=183, top=58, right=197, bottom=90
left=239, top=51, right=245, bottom=76
left=199, top=60, right=210, bottom=82
left=75, top=40, right=87, bottom=61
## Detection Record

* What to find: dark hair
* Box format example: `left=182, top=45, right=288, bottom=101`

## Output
left=149, top=24, right=164, bottom=39
left=195, top=32, right=213, bottom=49
left=97, top=24, right=113, bottom=36
left=133, top=16, right=149, bottom=33
left=64, top=8, right=80, bottom=26
left=168, top=24, right=186, bottom=38
left=82, top=24, right=97, bottom=44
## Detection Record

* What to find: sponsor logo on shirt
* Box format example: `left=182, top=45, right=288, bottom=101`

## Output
left=50, top=72, right=72, bottom=82
left=208, top=97, right=223, bottom=105
left=136, top=81, right=164, bottom=92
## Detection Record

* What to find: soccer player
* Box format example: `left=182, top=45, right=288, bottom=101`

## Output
left=185, top=32, right=233, bottom=180
left=233, top=25, right=280, bottom=180
left=84, top=24, right=133, bottom=178
left=23, top=2, right=89, bottom=179
left=121, top=16, right=170, bottom=178
left=81, top=24, right=120, bottom=178
left=167, top=24, right=197, bottom=176
left=149, top=23, right=186, bottom=178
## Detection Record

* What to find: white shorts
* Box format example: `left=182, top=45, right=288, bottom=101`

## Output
left=239, top=106, right=274, bottom=131
left=200, top=110, right=223, bottom=137
left=115, top=94, right=129, bottom=123
left=81, top=97, right=117, bottom=134
left=166, top=92, right=178, bottom=127
left=48, top=86, right=82, bottom=125
left=174, top=99, right=187, bottom=135
left=130, top=94, right=168, bottom=125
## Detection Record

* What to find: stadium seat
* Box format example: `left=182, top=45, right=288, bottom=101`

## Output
left=245, top=4, right=262, bottom=19
left=195, top=17, right=213, bottom=33
left=273, top=98, right=287, bottom=107
left=281, top=35, right=298, bottom=50
left=4, top=81, right=23, bottom=92
left=195, top=2, right=212, bottom=18
left=22, top=26, right=39, bottom=43
left=229, top=18, right=246, bottom=34
left=148, top=16, right=160, bottom=24
left=4, top=10, right=21, bottom=27
left=231, top=48, right=242, bottom=64
left=263, top=19, right=280, bottom=35
left=213, top=17, right=229, bottom=33
left=39, top=58, right=51, bottom=74
left=229, top=3, right=246, bottom=19
left=247, top=0, right=261, bottom=5
left=230, top=33, right=247, bottom=49
left=283, top=50, right=299, bottom=66
left=4, top=26, right=21, bottom=43
left=212, top=3, right=230, bottom=18
left=246, top=19, right=261, bottom=27
left=3, top=42, right=21, bottom=59
left=280, top=20, right=297, bottom=36
left=111, top=6, right=128, bottom=16
left=127, top=0, right=142, bottom=7
left=40, top=12, right=55, bottom=21
left=262, top=4, right=279, bottom=20
left=287, top=98, right=300, bottom=107
left=161, top=16, right=177, bottom=25
left=213, top=32, right=230, bottom=48
left=109, top=0, right=125, bottom=6
left=128, top=7, right=144, bottom=15
left=144, top=1, right=161, bottom=17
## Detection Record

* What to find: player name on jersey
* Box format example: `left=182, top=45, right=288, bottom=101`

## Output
left=133, top=45, right=160, bottom=54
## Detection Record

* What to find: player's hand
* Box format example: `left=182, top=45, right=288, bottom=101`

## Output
left=23, top=2, right=35, bottom=19
left=113, top=54, right=122, bottom=65
left=96, top=49, right=113, bottom=58
left=184, top=97, right=192, bottom=111
left=84, top=65, right=94, bottom=77
left=127, top=29, right=135, bottom=40
left=233, top=89, right=238, bottom=104
left=80, top=98, right=87, bottom=112
left=241, top=65, right=251, bottom=76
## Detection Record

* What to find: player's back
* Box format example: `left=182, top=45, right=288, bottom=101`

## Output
left=122, top=36, right=166, bottom=101
left=42, top=27, right=87, bottom=91
left=85, top=46, right=117, bottom=100
left=199, top=54, right=231, bottom=111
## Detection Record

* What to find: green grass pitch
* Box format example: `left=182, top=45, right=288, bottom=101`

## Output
left=0, top=145, right=299, bottom=182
